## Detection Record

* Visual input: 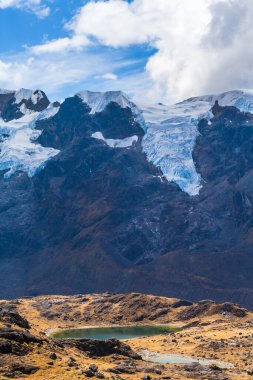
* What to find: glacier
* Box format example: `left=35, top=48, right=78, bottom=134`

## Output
left=0, top=101, right=60, bottom=179
left=139, top=90, right=253, bottom=196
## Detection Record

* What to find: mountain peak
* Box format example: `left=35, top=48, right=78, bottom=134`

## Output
left=76, top=90, right=134, bottom=114
left=0, top=88, right=50, bottom=122
left=14, top=88, right=46, bottom=106
left=77, top=90, right=146, bottom=130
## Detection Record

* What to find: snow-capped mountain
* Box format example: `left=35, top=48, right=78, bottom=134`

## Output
left=0, top=88, right=50, bottom=121
left=1, top=87, right=253, bottom=307
left=0, top=89, right=145, bottom=181
left=2, top=88, right=253, bottom=194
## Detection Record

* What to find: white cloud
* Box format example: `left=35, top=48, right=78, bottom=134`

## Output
left=32, top=36, right=90, bottom=54
left=100, top=73, right=118, bottom=81
left=0, top=50, right=139, bottom=100
left=0, top=0, right=50, bottom=18
left=30, top=0, right=253, bottom=103
left=2, top=0, right=253, bottom=103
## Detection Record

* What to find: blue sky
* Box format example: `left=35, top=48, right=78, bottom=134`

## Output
left=0, top=0, right=252, bottom=103
left=0, top=0, right=154, bottom=101
left=0, top=1, right=91, bottom=54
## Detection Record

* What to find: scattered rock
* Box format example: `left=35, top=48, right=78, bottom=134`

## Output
left=142, top=376, right=152, bottom=380
left=68, top=357, right=77, bottom=367
left=49, top=352, right=57, bottom=360
left=109, top=363, right=136, bottom=375
left=85, top=368, right=95, bottom=377
left=95, top=371, right=105, bottom=379
left=89, top=364, right=98, bottom=372
left=210, top=364, right=222, bottom=372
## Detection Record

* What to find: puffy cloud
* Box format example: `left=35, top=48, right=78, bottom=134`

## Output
left=31, top=0, right=253, bottom=102
left=2, top=0, right=253, bottom=103
left=0, top=0, right=50, bottom=18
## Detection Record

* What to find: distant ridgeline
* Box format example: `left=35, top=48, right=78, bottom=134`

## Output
left=1, top=88, right=253, bottom=307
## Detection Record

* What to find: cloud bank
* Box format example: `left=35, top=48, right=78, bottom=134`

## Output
left=1, top=0, right=253, bottom=103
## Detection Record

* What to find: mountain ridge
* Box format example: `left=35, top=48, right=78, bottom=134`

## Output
left=0, top=88, right=253, bottom=307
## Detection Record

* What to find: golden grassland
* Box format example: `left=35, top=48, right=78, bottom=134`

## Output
left=1, top=293, right=253, bottom=379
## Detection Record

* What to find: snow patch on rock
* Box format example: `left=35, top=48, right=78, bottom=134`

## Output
left=92, top=131, right=138, bottom=148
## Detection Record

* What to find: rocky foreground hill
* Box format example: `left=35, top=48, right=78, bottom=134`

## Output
left=0, top=293, right=253, bottom=379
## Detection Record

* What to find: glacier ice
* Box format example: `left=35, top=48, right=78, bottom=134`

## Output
left=140, top=102, right=211, bottom=196
left=92, top=132, right=138, bottom=148
left=0, top=103, right=60, bottom=179
left=139, top=90, right=253, bottom=196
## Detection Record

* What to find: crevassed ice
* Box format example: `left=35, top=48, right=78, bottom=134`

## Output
left=141, top=102, right=211, bottom=196
left=0, top=104, right=60, bottom=179
left=139, top=90, right=253, bottom=196
left=92, top=131, right=138, bottom=148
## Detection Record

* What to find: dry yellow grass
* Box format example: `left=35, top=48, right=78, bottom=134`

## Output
left=1, top=293, right=253, bottom=379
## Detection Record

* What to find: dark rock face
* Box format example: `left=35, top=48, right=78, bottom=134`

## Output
left=0, top=309, right=30, bottom=329
left=1, top=95, right=253, bottom=307
left=0, top=92, right=15, bottom=114
left=0, top=328, right=41, bottom=357
left=0, top=339, right=30, bottom=356
left=0, top=328, right=41, bottom=344
left=56, top=338, right=142, bottom=359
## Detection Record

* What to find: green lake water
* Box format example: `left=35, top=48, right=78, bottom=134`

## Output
left=52, top=325, right=179, bottom=340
